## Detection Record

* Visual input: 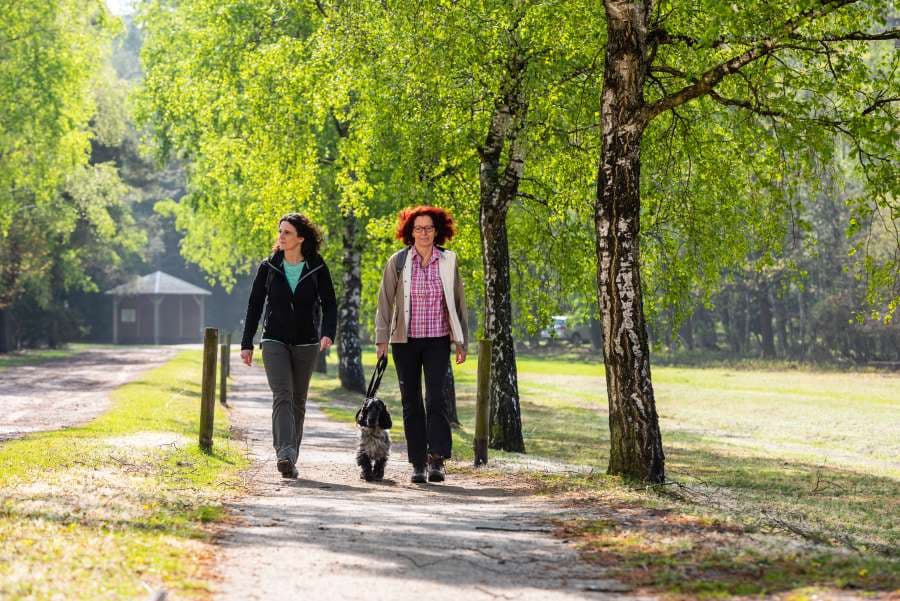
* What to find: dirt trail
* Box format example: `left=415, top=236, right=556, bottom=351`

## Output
left=0, top=347, right=178, bottom=442
left=216, top=363, right=648, bottom=601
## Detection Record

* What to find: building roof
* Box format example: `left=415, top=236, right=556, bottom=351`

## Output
left=105, top=271, right=212, bottom=296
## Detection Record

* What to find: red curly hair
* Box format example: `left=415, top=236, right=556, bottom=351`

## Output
left=395, top=205, right=457, bottom=246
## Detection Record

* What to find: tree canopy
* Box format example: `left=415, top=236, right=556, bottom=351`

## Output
left=134, top=0, right=897, bottom=480
left=0, top=1, right=145, bottom=348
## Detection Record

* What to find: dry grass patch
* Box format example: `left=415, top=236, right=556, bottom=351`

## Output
left=311, top=349, right=900, bottom=599
left=0, top=350, right=246, bottom=600
left=556, top=501, right=899, bottom=599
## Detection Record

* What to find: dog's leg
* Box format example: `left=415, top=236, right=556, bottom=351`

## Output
left=373, top=457, right=387, bottom=481
left=357, top=450, right=374, bottom=481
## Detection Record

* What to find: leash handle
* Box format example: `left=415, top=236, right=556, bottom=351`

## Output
left=366, top=354, right=388, bottom=399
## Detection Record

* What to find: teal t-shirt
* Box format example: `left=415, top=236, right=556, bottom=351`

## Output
left=283, top=259, right=305, bottom=292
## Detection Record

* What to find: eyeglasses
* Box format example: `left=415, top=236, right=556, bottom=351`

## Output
left=413, top=226, right=435, bottom=234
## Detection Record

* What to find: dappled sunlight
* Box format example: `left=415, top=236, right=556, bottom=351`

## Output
left=311, top=350, right=899, bottom=595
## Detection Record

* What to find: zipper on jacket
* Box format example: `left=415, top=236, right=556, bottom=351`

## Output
left=296, top=264, right=323, bottom=287
left=265, top=259, right=296, bottom=313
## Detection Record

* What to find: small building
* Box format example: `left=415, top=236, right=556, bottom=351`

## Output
left=105, top=271, right=212, bottom=344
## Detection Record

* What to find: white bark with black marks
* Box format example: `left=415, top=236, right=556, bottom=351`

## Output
left=596, top=0, right=664, bottom=482
left=338, top=210, right=366, bottom=393
left=480, top=50, right=528, bottom=453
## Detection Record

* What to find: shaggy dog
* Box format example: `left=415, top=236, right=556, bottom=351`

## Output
left=355, top=397, right=392, bottom=482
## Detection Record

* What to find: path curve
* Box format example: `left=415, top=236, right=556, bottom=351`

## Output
left=217, top=364, right=648, bottom=601
left=0, top=346, right=179, bottom=442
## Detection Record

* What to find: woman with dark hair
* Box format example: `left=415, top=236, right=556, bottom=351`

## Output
left=240, top=213, right=337, bottom=478
left=375, top=205, right=468, bottom=483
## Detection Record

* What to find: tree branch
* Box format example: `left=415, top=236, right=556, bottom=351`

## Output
left=643, top=0, right=858, bottom=122
left=648, top=30, right=733, bottom=49
left=312, top=0, right=328, bottom=18
left=807, top=29, right=900, bottom=42
left=515, top=191, right=549, bottom=206
left=707, top=89, right=786, bottom=118
left=330, top=111, right=349, bottom=138
left=649, top=27, right=899, bottom=49
left=861, top=95, right=900, bottom=116
left=650, top=64, right=687, bottom=78
left=423, top=162, right=463, bottom=184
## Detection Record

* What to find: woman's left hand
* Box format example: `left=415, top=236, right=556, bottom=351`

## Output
left=320, top=336, right=333, bottom=352
left=455, top=345, right=467, bottom=365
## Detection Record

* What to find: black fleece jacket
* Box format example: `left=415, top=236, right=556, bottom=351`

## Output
left=241, top=251, right=337, bottom=350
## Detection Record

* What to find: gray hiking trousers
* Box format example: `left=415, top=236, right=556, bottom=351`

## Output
left=261, top=340, right=319, bottom=464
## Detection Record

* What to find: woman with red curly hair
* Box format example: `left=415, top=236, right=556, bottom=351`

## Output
left=375, top=205, right=469, bottom=483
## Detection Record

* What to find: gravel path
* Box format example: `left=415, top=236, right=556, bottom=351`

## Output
left=0, top=346, right=178, bottom=442
left=216, top=363, right=648, bottom=601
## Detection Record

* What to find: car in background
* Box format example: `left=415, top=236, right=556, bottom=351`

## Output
left=539, top=315, right=594, bottom=345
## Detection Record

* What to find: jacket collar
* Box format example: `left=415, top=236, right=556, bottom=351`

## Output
left=267, top=250, right=322, bottom=270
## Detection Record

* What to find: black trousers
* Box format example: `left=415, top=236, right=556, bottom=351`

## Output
left=391, top=336, right=451, bottom=464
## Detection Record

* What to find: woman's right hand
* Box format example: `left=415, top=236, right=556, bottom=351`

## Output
left=240, top=349, right=253, bottom=366
left=376, top=343, right=388, bottom=359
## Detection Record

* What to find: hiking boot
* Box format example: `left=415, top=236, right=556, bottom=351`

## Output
left=410, top=461, right=427, bottom=484
left=277, top=458, right=298, bottom=479
left=427, top=455, right=445, bottom=483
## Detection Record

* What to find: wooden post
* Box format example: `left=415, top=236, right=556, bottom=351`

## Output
left=219, top=341, right=228, bottom=407
left=223, top=332, right=231, bottom=379
left=111, top=296, right=118, bottom=344
left=474, top=338, right=491, bottom=466
left=151, top=295, right=163, bottom=345
left=200, top=327, right=218, bottom=452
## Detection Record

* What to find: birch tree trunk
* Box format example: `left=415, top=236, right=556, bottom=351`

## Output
left=596, top=0, right=664, bottom=482
left=480, top=52, right=527, bottom=453
left=338, top=210, right=366, bottom=393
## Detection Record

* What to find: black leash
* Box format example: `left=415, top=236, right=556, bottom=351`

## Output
left=366, top=355, right=388, bottom=399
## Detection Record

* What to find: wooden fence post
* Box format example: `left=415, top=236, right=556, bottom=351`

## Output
left=223, top=332, right=231, bottom=379
left=474, top=338, right=491, bottom=466
left=219, top=340, right=228, bottom=407
left=200, top=327, right=218, bottom=452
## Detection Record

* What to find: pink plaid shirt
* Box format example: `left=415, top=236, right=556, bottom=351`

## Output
left=409, top=248, right=450, bottom=338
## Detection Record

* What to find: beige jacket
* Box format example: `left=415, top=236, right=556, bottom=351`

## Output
left=375, top=247, right=468, bottom=350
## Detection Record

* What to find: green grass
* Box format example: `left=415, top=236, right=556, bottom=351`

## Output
left=0, top=343, right=121, bottom=372
left=0, top=345, right=84, bottom=371
left=310, top=347, right=900, bottom=598
left=0, top=350, right=247, bottom=600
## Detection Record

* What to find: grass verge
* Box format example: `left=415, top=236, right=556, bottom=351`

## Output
left=0, top=343, right=122, bottom=372
left=0, top=346, right=82, bottom=371
left=310, top=347, right=900, bottom=599
left=0, top=350, right=247, bottom=600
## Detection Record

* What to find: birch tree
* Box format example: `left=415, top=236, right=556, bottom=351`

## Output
left=596, top=0, right=898, bottom=481
left=321, top=0, right=605, bottom=451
